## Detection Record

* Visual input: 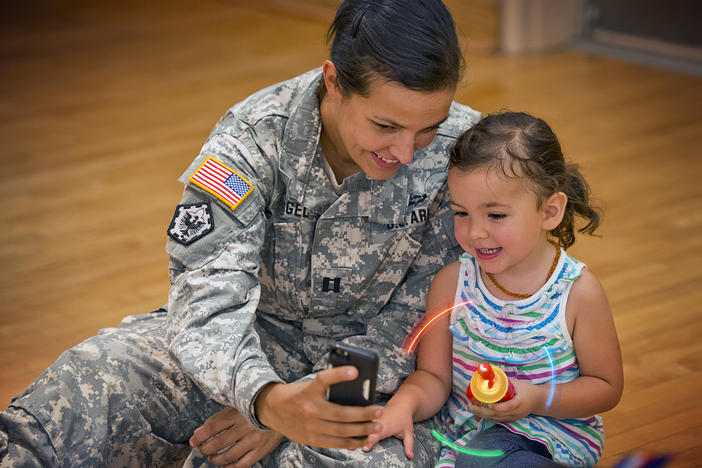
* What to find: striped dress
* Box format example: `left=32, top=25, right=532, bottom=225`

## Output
left=435, top=251, right=604, bottom=467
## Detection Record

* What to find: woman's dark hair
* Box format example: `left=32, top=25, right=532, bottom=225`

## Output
left=326, top=0, right=464, bottom=96
left=449, top=111, right=602, bottom=249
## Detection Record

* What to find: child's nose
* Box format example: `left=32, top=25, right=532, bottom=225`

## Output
left=468, top=222, right=488, bottom=240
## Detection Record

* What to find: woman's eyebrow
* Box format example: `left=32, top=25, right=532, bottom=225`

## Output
left=371, top=115, right=449, bottom=130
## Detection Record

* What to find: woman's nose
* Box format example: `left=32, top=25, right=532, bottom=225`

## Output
left=389, top=133, right=415, bottom=165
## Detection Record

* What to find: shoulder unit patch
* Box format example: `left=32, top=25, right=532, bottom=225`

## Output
left=188, top=156, right=254, bottom=211
left=168, top=202, right=214, bottom=245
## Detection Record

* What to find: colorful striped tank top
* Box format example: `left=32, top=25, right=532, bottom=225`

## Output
left=435, top=251, right=604, bottom=467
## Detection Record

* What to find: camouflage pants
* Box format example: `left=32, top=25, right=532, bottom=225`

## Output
left=0, top=311, right=442, bottom=467
left=183, top=420, right=443, bottom=468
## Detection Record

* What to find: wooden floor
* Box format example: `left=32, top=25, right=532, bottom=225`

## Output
left=2, top=1, right=701, bottom=465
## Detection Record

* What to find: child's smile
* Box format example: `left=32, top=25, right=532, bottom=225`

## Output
left=474, top=247, right=502, bottom=261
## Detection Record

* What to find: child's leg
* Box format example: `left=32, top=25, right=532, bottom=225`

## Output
left=455, top=425, right=563, bottom=468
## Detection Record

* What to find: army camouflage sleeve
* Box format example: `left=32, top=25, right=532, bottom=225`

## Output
left=315, top=181, right=462, bottom=397
left=165, top=131, right=282, bottom=430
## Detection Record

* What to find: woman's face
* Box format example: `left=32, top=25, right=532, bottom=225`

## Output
left=321, top=63, right=455, bottom=181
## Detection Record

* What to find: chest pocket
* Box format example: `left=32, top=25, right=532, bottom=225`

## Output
left=310, top=223, right=422, bottom=320
left=270, top=220, right=312, bottom=317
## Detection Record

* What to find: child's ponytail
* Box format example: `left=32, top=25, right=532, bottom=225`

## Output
left=552, top=162, right=602, bottom=249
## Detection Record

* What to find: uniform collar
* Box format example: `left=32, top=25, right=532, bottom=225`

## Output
left=279, top=70, right=324, bottom=207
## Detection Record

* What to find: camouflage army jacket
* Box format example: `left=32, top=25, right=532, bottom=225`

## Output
left=165, top=68, right=480, bottom=429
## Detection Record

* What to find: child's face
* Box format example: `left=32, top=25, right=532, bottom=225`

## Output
left=448, top=165, right=551, bottom=276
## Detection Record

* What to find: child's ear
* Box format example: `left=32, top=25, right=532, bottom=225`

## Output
left=542, top=192, right=567, bottom=231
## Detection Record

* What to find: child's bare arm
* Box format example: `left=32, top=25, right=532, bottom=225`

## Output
left=363, top=262, right=458, bottom=455
left=409, top=262, right=458, bottom=419
left=544, top=268, right=623, bottom=417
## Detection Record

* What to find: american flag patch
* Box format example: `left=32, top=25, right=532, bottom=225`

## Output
left=188, top=157, right=254, bottom=210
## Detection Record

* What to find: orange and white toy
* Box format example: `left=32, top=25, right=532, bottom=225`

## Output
left=466, top=362, right=516, bottom=404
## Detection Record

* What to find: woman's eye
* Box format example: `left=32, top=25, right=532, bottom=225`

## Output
left=373, top=121, right=394, bottom=130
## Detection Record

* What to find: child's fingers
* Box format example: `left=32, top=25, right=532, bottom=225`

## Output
left=468, top=402, right=493, bottom=420
left=402, top=429, right=415, bottom=459
left=362, top=434, right=379, bottom=452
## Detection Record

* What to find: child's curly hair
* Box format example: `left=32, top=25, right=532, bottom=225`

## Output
left=449, top=111, right=602, bottom=249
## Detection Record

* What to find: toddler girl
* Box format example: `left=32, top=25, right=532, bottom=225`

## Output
left=364, top=111, right=623, bottom=467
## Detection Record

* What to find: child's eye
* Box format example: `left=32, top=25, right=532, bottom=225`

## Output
left=453, top=211, right=468, bottom=218
left=488, top=213, right=506, bottom=220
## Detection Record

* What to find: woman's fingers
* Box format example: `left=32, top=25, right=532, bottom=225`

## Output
left=190, top=406, right=243, bottom=449
left=209, top=429, right=284, bottom=467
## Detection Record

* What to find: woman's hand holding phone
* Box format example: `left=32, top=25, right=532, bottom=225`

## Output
left=254, top=346, right=383, bottom=450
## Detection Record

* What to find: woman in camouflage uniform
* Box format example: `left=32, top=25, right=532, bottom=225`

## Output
left=0, top=1, right=480, bottom=466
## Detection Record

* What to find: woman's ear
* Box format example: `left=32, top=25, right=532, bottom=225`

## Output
left=542, top=192, right=567, bottom=231
left=322, top=60, right=342, bottom=101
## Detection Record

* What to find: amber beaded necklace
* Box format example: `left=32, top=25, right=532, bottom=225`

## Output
left=485, top=239, right=561, bottom=299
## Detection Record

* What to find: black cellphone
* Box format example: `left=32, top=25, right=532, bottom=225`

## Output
left=326, top=342, right=379, bottom=406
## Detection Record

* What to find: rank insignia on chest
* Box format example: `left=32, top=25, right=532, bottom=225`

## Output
left=189, top=156, right=254, bottom=211
left=168, top=202, right=214, bottom=245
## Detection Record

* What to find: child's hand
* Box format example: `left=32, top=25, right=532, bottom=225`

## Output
left=362, top=401, right=416, bottom=458
left=468, top=379, right=541, bottom=422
